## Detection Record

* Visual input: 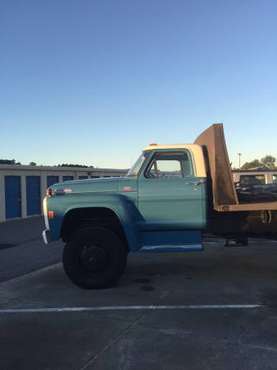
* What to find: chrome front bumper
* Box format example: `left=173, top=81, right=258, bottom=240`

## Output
left=42, top=229, right=52, bottom=245
left=42, top=196, right=51, bottom=245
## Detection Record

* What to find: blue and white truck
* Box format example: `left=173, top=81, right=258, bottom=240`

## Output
left=42, top=124, right=277, bottom=289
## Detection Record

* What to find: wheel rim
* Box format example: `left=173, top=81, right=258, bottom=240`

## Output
left=80, top=244, right=108, bottom=272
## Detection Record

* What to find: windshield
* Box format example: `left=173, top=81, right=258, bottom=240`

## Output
left=127, top=152, right=149, bottom=177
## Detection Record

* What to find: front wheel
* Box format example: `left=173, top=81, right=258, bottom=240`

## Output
left=63, top=226, right=127, bottom=289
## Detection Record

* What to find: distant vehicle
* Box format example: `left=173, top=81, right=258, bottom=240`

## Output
left=42, top=124, right=277, bottom=289
left=233, top=171, right=277, bottom=187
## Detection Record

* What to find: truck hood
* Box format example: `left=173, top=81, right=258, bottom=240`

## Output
left=51, top=177, right=130, bottom=194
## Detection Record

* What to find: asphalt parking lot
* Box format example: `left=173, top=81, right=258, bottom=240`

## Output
left=0, top=217, right=62, bottom=282
left=1, top=220, right=277, bottom=369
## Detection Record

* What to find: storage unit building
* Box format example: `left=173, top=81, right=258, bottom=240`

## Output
left=0, top=165, right=127, bottom=222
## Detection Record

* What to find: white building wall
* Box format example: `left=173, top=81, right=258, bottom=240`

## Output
left=41, top=174, right=47, bottom=205
left=21, top=175, right=27, bottom=218
left=0, top=174, right=5, bottom=222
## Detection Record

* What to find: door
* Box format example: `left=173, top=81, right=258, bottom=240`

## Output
left=26, top=176, right=41, bottom=216
left=47, top=176, right=59, bottom=188
left=5, top=176, right=22, bottom=219
left=138, top=150, right=206, bottom=229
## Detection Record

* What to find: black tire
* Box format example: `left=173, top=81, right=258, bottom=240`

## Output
left=63, top=226, right=127, bottom=289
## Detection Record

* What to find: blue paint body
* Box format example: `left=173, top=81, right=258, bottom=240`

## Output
left=141, top=230, right=202, bottom=246
left=5, top=176, right=21, bottom=219
left=26, top=176, right=41, bottom=215
left=139, top=229, right=203, bottom=253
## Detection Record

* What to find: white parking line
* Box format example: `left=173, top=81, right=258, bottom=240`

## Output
left=0, top=304, right=262, bottom=314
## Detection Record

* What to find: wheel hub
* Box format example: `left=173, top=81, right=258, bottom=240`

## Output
left=80, top=245, right=108, bottom=272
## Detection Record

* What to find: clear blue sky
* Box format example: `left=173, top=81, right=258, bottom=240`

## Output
left=1, top=0, right=277, bottom=169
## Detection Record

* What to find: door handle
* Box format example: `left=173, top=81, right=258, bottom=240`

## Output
left=185, top=179, right=206, bottom=186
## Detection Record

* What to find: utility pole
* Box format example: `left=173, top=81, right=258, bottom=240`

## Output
left=238, top=153, right=242, bottom=169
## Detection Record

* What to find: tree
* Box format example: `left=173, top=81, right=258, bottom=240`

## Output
left=241, top=159, right=263, bottom=170
left=0, top=159, right=16, bottom=165
left=29, top=162, right=37, bottom=166
left=57, top=163, right=93, bottom=168
left=260, top=155, right=276, bottom=169
left=240, top=155, right=277, bottom=170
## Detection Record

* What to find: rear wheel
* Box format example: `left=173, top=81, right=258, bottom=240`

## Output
left=63, top=226, right=127, bottom=289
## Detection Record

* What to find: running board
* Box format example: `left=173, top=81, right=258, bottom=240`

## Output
left=139, top=244, right=203, bottom=253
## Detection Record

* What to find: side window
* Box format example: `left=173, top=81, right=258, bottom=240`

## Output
left=145, top=151, right=192, bottom=178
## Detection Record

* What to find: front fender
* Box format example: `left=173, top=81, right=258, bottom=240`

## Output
left=47, top=192, right=142, bottom=251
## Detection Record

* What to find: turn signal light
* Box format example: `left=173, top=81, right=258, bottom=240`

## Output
left=48, top=211, right=55, bottom=219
